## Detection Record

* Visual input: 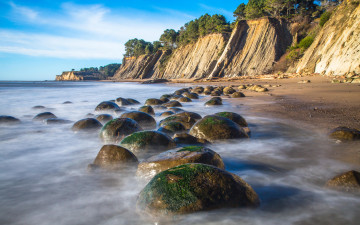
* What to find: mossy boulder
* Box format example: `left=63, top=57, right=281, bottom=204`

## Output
left=179, top=97, right=192, bottom=102
left=192, top=86, right=204, bottom=94
left=325, top=170, right=360, bottom=192
left=137, top=163, right=259, bottom=216
left=137, top=146, right=225, bottom=179
left=139, top=106, right=155, bottom=116
left=231, top=92, right=246, bottom=98
left=204, top=86, right=214, bottom=93
left=120, top=131, right=176, bottom=154
left=173, top=133, right=209, bottom=146
left=160, top=111, right=174, bottom=118
left=174, top=88, right=190, bottom=95
left=205, top=97, right=222, bottom=106
left=189, top=115, right=249, bottom=142
left=168, top=107, right=184, bottom=113
left=100, top=118, right=143, bottom=143
left=145, top=98, right=163, bottom=106
left=120, top=111, right=156, bottom=130
left=45, top=118, right=72, bottom=125
left=96, top=114, right=113, bottom=124
left=163, top=100, right=182, bottom=108
left=183, top=92, right=199, bottom=99
left=158, top=122, right=186, bottom=135
left=329, top=127, right=360, bottom=141
left=160, top=97, right=170, bottom=103
left=210, top=91, right=222, bottom=96
left=215, top=112, right=248, bottom=127
left=223, top=86, right=236, bottom=95
left=161, top=94, right=172, bottom=99
left=0, top=115, right=20, bottom=125
left=90, top=145, right=138, bottom=170
left=159, top=115, right=196, bottom=130
left=72, top=118, right=102, bottom=132
left=175, top=112, right=202, bottom=121
left=95, top=101, right=121, bottom=112
left=126, top=98, right=140, bottom=105
left=33, top=112, right=57, bottom=121
left=116, top=97, right=131, bottom=106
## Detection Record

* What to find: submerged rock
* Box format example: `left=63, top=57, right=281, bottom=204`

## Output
left=95, top=101, right=121, bottom=112
left=179, top=97, right=192, bottom=102
left=32, top=105, right=46, bottom=109
left=116, top=97, right=131, bottom=106
left=183, top=92, right=199, bottom=99
left=189, top=115, right=249, bottom=142
left=139, top=106, right=155, bottom=116
left=159, top=115, right=196, bottom=130
left=120, top=111, right=156, bottom=130
left=205, top=97, right=222, bottom=106
left=45, top=118, right=72, bottom=125
left=173, top=133, right=209, bottom=146
left=126, top=98, right=141, bottom=105
left=120, top=131, right=176, bottom=154
left=137, top=163, right=259, bottom=216
left=96, top=114, right=113, bottom=124
left=33, top=112, right=57, bottom=121
left=231, top=92, right=246, bottom=98
left=100, top=118, right=143, bottom=143
left=215, top=112, right=248, bottom=127
left=158, top=122, right=186, bottom=135
left=90, top=145, right=138, bottom=170
left=145, top=98, right=163, bottom=106
left=163, top=100, right=182, bottom=108
left=325, top=170, right=360, bottom=192
left=329, top=127, right=360, bottom=141
left=72, top=118, right=102, bottom=132
left=0, top=116, right=21, bottom=125
left=137, top=146, right=225, bottom=179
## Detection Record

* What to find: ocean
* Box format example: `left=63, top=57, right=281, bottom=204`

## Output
left=0, top=81, right=359, bottom=225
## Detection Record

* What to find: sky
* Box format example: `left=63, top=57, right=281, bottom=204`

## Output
left=0, top=0, right=246, bottom=81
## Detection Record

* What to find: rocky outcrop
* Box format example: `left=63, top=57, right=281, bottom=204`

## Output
left=55, top=71, right=107, bottom=81
left=210, top=17, right=292, bottom=78
left=296, top=0, right=360, bottom=75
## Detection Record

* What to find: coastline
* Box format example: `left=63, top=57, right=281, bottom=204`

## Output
left=109, top=75, right=360, bottom=133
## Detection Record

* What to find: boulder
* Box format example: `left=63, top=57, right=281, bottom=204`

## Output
left=96, top=114, right=113, bottom=124
left=126, top=98, right=140, bottom=105
left=159, top=115, right=196, bottom=130
left=223, top=86, right=236, bottom=95
left=205, top=97, right=222, bottom=106
left=72, top=118, right=102, bottom=132
left=120, top=111, right=156, bottom=130
left=160, top=97, right=170, bottom=103
left=90, top=145, right=138, bottom=170
left=325, top=170, right=360, bottom=192
left=158, top=122, right=186, bottom=135
left=329, top=127, right=360, bottom=141
left=120, top=131, right=176, bottom=154
left=0, top=116, right=20, bottom=125
left=95, top=101, right=121, bottom=112
left=183, top=92, right=199, bottom=99
left=189, top=115, right=249, bottom=141
left=145, top=98, right=163, bottom=106
left=173, top=133, right=209, bottom=146
left=163, top=100, right=182, bottom=108
left=100, top=118, right=143, bottom=143
left=231, top=92, right=246, bottom=98
left=160, top=111, right=174, bottom=118
left=215, top=112, right=248, bottom=127
left=168, top=107, right=184, bottom=113
left=137, top=146, right=225, bottom=179
left=192, top=86, right=204, bottom=94
left=63, top=101, right=73, bottom=104
left=139, top=106, right=155, bottom=116
left=179, top=97, right=192, bottom=102
left=33, top=112, right=57, bottom=121
left=116, top=97, right=131, bottom=106
left=137, top=163, right=260, bottom=216
left=175, top=112, right=202, bottom=121
left=45, top=118, right=72, bottom=125
left=174, top=88, right=190, bottom=95
left=210, top=91, right=222, bottom=96
left=32, top=105, right=46, bottom=109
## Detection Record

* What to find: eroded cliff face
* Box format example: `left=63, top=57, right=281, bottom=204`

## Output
left=296, top=0, right=360, bottom=75
left=210, top=17, right=292, bottom=78
left=55, top=71, right=106, bottom=81
left=56, top=72, right=83, bottom=81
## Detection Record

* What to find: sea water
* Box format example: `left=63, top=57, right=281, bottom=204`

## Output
left=0, top=81, right=359, bottom=225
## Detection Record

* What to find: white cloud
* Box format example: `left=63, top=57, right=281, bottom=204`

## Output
left=8, top=1, right=38, bottom=20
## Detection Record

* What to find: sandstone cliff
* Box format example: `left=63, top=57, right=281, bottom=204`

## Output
left=296, top=0, right=360, bottom=75
left=210, top=17, right=292, bottom=78
left=55, top=71, right=106, bottom=81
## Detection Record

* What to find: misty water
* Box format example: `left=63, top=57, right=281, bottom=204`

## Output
left=0, top=81, right=359, bottom=225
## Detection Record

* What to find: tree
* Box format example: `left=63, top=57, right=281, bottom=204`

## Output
left=160, top=29, right=178, bottom=49
left=265, top=0, right=286, bottom=17
left=153, top=41, right=162, bottom=52
left=234, top=3, right=246, bottom=21
left=245, top=0, right=266, bottom=19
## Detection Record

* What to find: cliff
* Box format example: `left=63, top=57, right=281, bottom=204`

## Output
left=296, top=0, right=360, bottom=75
left=210, top=17, right=292, bottom=78
left=55, top=71, right=107, bottom=81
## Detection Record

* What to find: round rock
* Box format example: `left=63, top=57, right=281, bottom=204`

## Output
left=116, top=97, right=131, bottom=106
left=205, top=97, right=222, bottom=106
left=33, top=112, right=57, bottom=121
left=329, top=127, right=360, bottom=141
left=45, top=118, right=72, bottom=125
left=126, top=98, right=140, bottom=105
left=0, top=116, right=20, bottom=125
left=189, top=115, right=248, bottom=141
left=120, top=131, right=175, bottom=154
left=231, top=92, right=246, bottom=98
left=72, top=118, right=102, bottom=132
left=145, top=98, right=163, bottom=106
left=139, top=106, right=155, bottom=116
left=137, top=146, right=225, bottom=179
left=163, top=100, right=182, bottom=108
left=120, top=111, right=156, bottom=130
left=137, top=163, right=260, bottom=216
left=159, top=115, right=196, bottom=130
left=158, top=122, right=186, bottom=135
left=100, top=118, right=143, bottom=143
left=325, top=170, right=360, bottom=192
left=90, top=145, right=138, bottom=170
left=96, top=114, right=113, bottom=124
left=215, top=112, right=248, bottom=127
left=179, top=97, right=192, bottom=102
left=95, top=101, right=121, bottom=112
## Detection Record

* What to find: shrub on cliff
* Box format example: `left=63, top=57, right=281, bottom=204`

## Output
left=319, top=11, right=332, bottom=27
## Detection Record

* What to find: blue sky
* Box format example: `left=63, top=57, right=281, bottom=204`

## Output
left=0, top=0, right=246, bottom=80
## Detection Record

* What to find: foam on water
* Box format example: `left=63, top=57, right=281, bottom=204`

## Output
left=0, top=81, right=359, bottom=225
